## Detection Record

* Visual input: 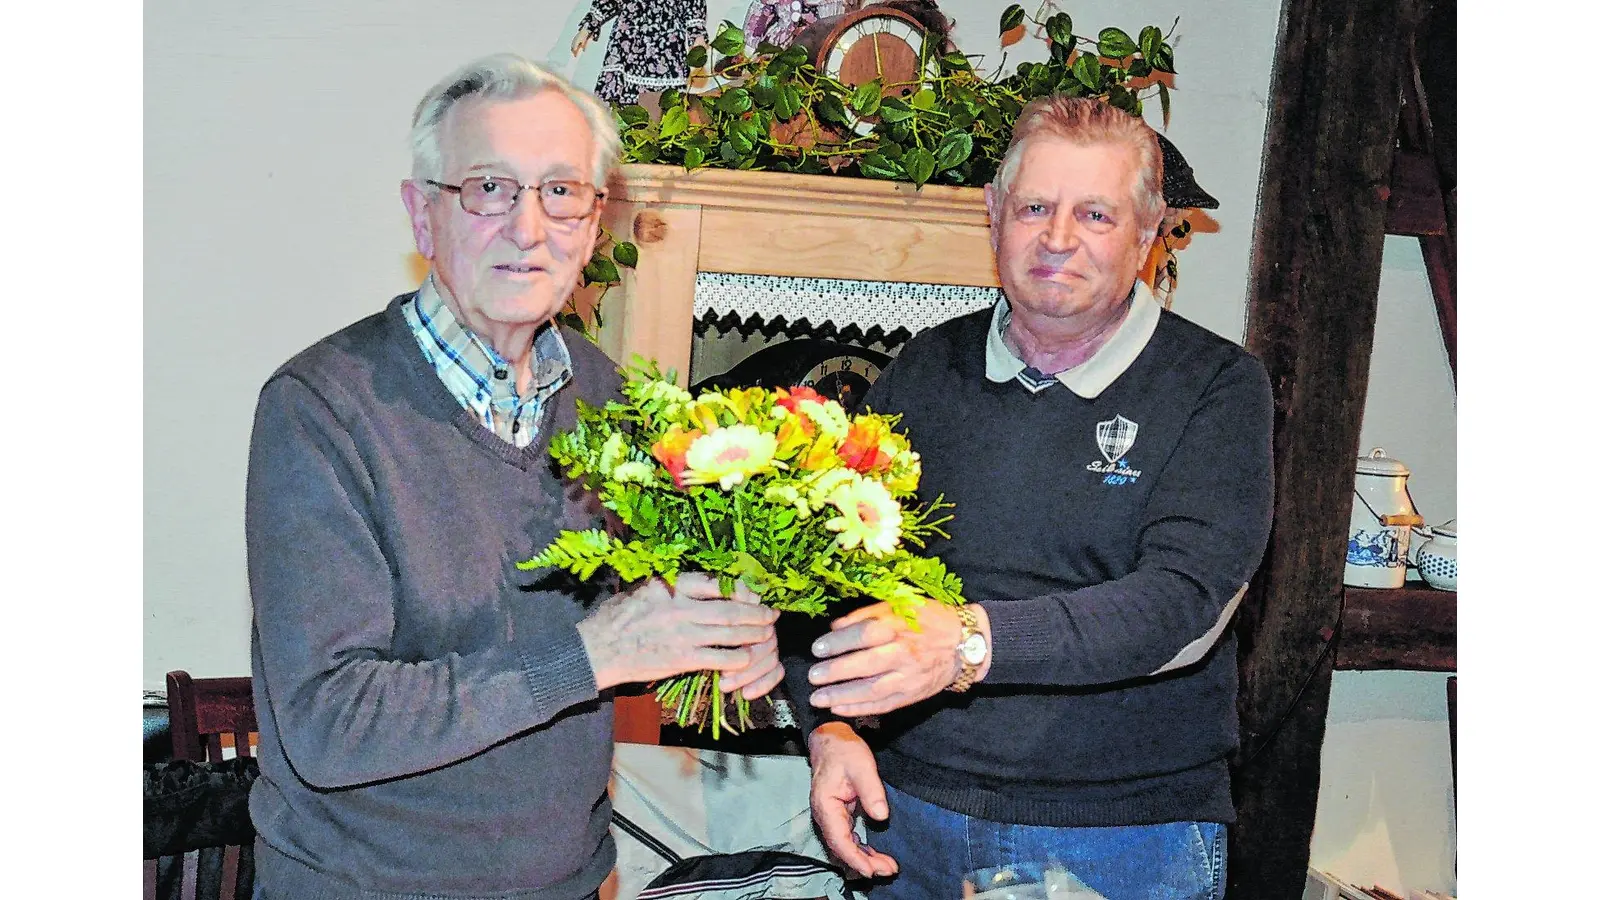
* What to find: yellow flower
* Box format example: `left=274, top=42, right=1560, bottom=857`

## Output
left=763, top=483, right=811, bottom=517
left=687, top=400, right=724, bottom=434
left=643, top=380, right=694, bottom=407
left=683, top=424, right=778, bottom=489
left=640, top=380, right=693, bottom=419
left=884, top=451, right=922, bottom=494
left=805, top=467, right=856, bottom=510
left=797, top=397, right=850, bottom=441
left=798, top=433, right=840, bottom=472
left=773, top=413, right=816, bottom=461
left=825, top=475, right=904, bottom=557
left=598, top=431, right=627, bottom=476
left=721, top=387, right=768, bottom=424
left=612, top=461, right=656, bottom=484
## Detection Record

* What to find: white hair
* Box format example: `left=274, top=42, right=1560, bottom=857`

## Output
left=994, top=95, right=1165, bottom=240
left=409, top=53, right=621, bottom=187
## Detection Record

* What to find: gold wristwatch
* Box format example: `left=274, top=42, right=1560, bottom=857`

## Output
left=948, top=605, right=988, bottom=693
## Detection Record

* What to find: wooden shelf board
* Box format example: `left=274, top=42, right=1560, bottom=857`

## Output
left=1336, top=583, right=1456, bottom=672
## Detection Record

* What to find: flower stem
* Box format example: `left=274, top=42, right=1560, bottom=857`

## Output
left=694, top=498, right=719, bottom=549
left=732, top=485, right=748, bottom=552
left=711, top=669, right=722, bottom=740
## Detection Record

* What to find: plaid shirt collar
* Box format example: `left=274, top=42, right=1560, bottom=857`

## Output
left=984, top=280, right=1161, bottom=398
left=402, top=274, right=573, bottom=448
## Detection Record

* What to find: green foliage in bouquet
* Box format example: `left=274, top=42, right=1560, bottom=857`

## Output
left=520, top=360, right=966, bottom=737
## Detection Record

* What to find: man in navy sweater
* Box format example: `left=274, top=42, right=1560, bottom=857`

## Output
left=787, top=96, right=1275, bottom=898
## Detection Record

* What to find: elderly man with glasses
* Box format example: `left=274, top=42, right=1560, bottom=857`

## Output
left=243, top=54, right=783, bottom=900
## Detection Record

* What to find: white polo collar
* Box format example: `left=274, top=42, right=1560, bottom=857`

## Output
left=984, top=280, right=1161, bottom=399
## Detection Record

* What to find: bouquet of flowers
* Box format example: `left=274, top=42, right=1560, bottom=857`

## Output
left=522, top=360, right=966, bottom=737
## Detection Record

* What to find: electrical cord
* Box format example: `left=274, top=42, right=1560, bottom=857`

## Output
left=1235, top=588, right=1346, bottom=770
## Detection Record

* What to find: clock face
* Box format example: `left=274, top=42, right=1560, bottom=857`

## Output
left=821, top=11, right=940, bottom=136
left=801, top=354, right=883, bottom=413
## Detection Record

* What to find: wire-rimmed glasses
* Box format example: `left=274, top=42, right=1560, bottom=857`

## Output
left=426, top=176, right=604, bottom=220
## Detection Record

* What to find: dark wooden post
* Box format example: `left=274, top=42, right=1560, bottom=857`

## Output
left=1230, top=0, right=1425, bottom=896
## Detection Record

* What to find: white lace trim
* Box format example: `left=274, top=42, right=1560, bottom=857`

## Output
left=599, top=66, right=694, bottom=90
left=694, top=273, right=1001, bottom=334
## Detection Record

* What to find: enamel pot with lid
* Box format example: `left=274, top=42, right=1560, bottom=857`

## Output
left=1344, top=448, right=1426, bottom=588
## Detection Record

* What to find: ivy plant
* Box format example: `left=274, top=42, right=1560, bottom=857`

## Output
left=564, top=226, right=638, bottom=337
left=576, top=2, right=1193, bottom=327
left=612, top=3, right=1178, bottom=189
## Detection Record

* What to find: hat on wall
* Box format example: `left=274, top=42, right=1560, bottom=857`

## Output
left=1157, top=132, right=1218, bottom=210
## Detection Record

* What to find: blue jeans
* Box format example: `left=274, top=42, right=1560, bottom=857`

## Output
left=864, top=783, right=1227, bottom=900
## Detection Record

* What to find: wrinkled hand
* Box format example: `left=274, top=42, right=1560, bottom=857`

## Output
left=809, top=722, right=898, bottom=879
left=807, top=601, right=986, bottom=716
left=571, top=28, right=591, bottom=56
left=578, top=573, right=781, bottom=697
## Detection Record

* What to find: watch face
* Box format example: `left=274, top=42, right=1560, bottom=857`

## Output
left=959, top=632, right=988, bottom=665
left=801, top=354, right=882, bottom=413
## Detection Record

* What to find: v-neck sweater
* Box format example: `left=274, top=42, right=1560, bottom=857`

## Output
left=790, top=304, right=1275, bottom=828
left=245, top=294, right=623, bottom=899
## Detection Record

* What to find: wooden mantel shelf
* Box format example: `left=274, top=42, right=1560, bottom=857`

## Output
left=1336, top=584, right=1456, bottom=672
left=611, top=163, right=991, bottom=227
left=592, top=163, right=1000, bottom=384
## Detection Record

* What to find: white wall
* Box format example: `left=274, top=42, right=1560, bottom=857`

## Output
left=1307, top=236, right=1458, bottom=897
left=143, top=0, right=1284, bottom=684
left=145, top=0, right=1453, bottom=893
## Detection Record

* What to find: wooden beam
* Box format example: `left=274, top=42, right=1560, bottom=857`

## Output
left=1336, top=586, right=1456, bottom=671
left=1232, top=0, right=1424, bottom=895
left=1383, top=151, right=1448, bottom=237
left=1420, top=232, right=1457, bottom=382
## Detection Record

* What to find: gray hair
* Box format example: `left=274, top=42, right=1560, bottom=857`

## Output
left=409, top=53, right=621, bottom=187
left=993, top=95, right=1165, bottom=239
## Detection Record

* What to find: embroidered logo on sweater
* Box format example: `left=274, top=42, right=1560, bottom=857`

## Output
left=1088, top=415, right=1143, bottom=485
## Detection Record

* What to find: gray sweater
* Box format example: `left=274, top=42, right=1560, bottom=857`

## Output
left=787, top=304, right=1274, bottom=827
left=245, top=295, right=622, bottom=899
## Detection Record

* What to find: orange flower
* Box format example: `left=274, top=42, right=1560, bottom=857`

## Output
left=838, top=417, right=895, bottom=475
left=651, top=424, right=701, bottom=489
left=775, top=385, right=826, bottom=417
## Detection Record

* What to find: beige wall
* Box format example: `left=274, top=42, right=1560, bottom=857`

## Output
left=144, top=0, right=1453, bottom=894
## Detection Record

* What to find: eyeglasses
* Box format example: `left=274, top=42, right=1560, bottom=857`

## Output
left=426, top=176, right=605, bottom=220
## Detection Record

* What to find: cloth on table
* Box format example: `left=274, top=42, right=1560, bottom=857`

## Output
left=606, top=743, right=863, bottom=899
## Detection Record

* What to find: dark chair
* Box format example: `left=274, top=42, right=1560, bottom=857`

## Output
left=147, top=671, right=258, bottom=900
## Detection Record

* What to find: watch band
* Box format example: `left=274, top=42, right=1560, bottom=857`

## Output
left=948, top=605, right=983, bottom=694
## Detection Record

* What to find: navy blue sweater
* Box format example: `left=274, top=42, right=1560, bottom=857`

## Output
left=794, top=304, right=1273, bottom=827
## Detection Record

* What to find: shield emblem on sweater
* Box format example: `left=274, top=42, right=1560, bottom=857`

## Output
left=1096, top=415, right=1138, bottom=464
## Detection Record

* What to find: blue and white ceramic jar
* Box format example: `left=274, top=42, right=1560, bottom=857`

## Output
left=1344, top=448, right=1426, bottom=589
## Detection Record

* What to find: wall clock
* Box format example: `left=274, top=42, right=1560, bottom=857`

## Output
left=691, top=339, right=893, bottom=413
left=794, top=6, right=942, bottom=136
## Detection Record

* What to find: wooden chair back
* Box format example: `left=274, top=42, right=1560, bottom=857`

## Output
left=148, top=671, right=259, bottom=900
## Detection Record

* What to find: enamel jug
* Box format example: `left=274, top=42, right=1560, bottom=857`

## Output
left=1344, top=448, right=1426, bottom=588
left=1409, top=518, right=1457, bottom=591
